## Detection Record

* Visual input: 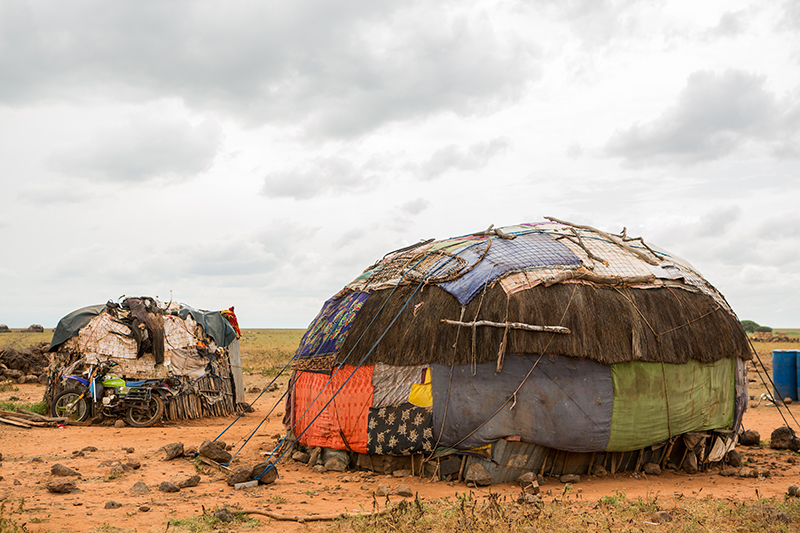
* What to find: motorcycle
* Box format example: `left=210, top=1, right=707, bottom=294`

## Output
left=50, top=359, right=174, bottom=427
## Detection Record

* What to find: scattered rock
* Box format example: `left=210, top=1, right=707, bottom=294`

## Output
left=251, top=462, right=279, bottom=485
left=726, top=450, right=743, bottom=468
left=643, top=463, right=661, bottom=476
left=740, top=430, right=761, bottom=447
left=397, top=485, right=413, bottom=497
left=756, top=467, right=771, bottom=478
left=392, top=469, right=411, bottom=478
left=51, top=464, right=81, bottom=477
left=0, top=452, right=3, bottom=461
left=786, top=398, right=793, bottom=405
left=130, top=481, right=149, bottom=495
left=518, top=472, right=540, bottom=494
left=312, top=464, right=326, bottom=474
left=464, top=463, right=492, bottom=487
left=719, top=467, right=738, bottom=477
left=158, top=481, right=180, bottom=493
left=161, top=442, right=184, bottom=460
left=171, top=474, right=200, bottom=488
left=109, top=464, right=125, bottom=477
left=292, top=451, right=311, bottom=464
left=770, top=427, right=800, bottom=451
left=361, top=484, right=370, bottom=491
left=375, top=484, right=390, bottom=497
left=247, top=386, right=260, bottom=393
left=215, top=507, right=234, bottom=523
left=788, top=485, right=800, bottom=497
left=517, top=493, right=542, bottom=505
left=104, top=501, right=123, bottom=509
left=651, top=511, right=672, bottom=524
left=13, top=479, right=20, bottom=486
left=125, top=459, right=141, bottom=470
left=125, top=447, right=135, bottom=453
left=757, top=504, right=791, bottom=524
left=226, top=466, right=253, bottom=486
left=266, top=382, right=279, bottom=392
left=325, top=457, right=347, bottom=472
left=113, top=420, right=126, bottom=428
left=560, top=474, right=580, bottom=484
left=139, top=505, right=150, bottom=512
left=591, top=463, right=608, bottom=477
left=47, top=479, right=77, bottom=493
left=183, top=445, right=198, bottom=457
left=738, top=467, right=756, bottom=478
left=199, top=440, right=232, bottom=464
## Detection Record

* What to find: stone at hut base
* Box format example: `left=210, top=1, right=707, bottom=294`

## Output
left=464, top=463, right=492, bottom=487
left=560, top=474, right=580, bottom=484
left=643, top=463, right=661, bottom=476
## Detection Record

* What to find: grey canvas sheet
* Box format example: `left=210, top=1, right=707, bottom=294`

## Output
left=431, top=354, right=613, bottom=452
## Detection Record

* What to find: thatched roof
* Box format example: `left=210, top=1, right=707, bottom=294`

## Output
left=327, top=220, right=750, bottom=367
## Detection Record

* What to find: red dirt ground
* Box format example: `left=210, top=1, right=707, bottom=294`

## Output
left=1, top=366, right=799, bottom=533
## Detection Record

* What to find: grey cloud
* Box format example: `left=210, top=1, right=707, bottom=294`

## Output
left=1, top=2, right=536, bottom=138
left=400, top=198, right=430, bottom=215
left=262, top=156, right=379, bottom=200
left=420, top=137, right=510, bottom=180
left=49, top=116, right=222, bottom=182
left=704, top=11, right=746, bottom=39
left=605, top=69, right=800, bottom=165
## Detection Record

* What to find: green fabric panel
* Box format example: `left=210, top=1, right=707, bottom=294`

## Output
left=607, top=358, right=735, bottom=452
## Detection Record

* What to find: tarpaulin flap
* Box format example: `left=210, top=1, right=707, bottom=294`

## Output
left=49, top=304, right=106, bottom=351
left=431, top=354, right=613, bottom=452
left=294, top=365, right=374, bottom=453
left=177, top=307, right=237, bottom=347
left=437, top=233, right=581, bottom=305
left=606, top=358, right=735, bottom=452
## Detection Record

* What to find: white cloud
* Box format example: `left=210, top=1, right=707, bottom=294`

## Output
left=605, top=69, right=800, bottom=165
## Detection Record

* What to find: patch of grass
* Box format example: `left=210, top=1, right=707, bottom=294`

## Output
left=238, top=329, right=304, bottom=376
left=0, top=502, right=25, bottom=533
left=166, top=506, right=258, bottom=532
left=0, top=329, right=53, bottom=350
left=270, top=494, right=287, bottom=504
left=0, top=380, right=18, bottom=393
left=0, top=399, right=47, bottom=415
left=335, top=492, right=800, bottom=533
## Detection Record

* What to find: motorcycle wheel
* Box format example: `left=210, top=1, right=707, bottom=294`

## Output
left=125, top=394, right=165, bottom=428
left=51, top=389, right=91, bottom=421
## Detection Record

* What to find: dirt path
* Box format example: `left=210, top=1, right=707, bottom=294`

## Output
left=1, top=373, right=800, bottom=533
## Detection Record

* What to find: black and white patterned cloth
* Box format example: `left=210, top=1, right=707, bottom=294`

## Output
left=366, top=402, right=434, bottom=455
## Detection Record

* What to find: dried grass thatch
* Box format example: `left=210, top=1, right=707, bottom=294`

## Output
left=337, top=282, right=750, bottom=367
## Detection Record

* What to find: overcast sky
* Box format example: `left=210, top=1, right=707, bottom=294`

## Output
left=1, top=0, right=799, bottom=329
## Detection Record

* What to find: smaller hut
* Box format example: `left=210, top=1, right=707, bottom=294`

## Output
left=47, top=297, right=245, bottom=420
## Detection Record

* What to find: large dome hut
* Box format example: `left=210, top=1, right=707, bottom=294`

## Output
left=285, top=220, right=750, bottom=482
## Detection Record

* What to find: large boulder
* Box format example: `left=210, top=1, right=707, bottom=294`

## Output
left=770, top=427, right=800, bottom=451
left=199, top=440, right=232, bottom=464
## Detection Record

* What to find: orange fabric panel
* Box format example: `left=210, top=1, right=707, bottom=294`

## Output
left=294, top=365, right=374, bottom=453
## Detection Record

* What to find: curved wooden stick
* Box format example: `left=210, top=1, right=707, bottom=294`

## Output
left=544, top=216, right=660, bottom=266
left=239, top=507, right=392, bottom=522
